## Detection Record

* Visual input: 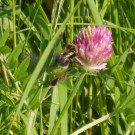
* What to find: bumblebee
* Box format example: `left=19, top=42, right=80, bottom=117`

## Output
left=51, top=44, right=78, bottom=86
left=55, top=44, right=78, bottom=67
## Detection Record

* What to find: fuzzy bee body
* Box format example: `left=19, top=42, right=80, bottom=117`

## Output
left=51, top=44, right=78, bottom=86
left=55, top=44, right=78, bottom=67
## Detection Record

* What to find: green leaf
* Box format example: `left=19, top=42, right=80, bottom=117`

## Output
left=30, top=99, right=40, bottom=110
left=86, top=0, right=102, bottom=24
left=60, top=79, right=73, bottom=90
left=0, top=91, right=14, bottom=107
left=1, top=0, right=11, bottom=6
left=14, top=57, right=30, bottom=81
left=0, top=29, right=9, bottom=48
left=0, top=5, right=21, bottom=17
left=58, top=83, right=68, bottom=135
left=126, top=114, right=135, bottom=122
left=28, top=5, right=51, bottom=39
left=8, top=57, right=18, bottom=69
left=0, top=46, right=11, bottom=54
left=20, top=111, right=38, bottom=135
left=28, top=89, right=41, bottom=110
left=106, top=78, right=115, bottom=89
left=131, top=62, right=135, bottom=77
left=120, top=79, right=135, bottom=112
left=48, top=86, right=59, bottom=134
left=7, top=43, right=23, bottom=69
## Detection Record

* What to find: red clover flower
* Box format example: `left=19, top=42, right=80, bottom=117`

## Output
left=74, top=25, right=113, bottom=72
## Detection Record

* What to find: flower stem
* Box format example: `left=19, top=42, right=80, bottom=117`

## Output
left=96, top=78, right=109, bottom=135
left=88, top=76, right=93, bottom=135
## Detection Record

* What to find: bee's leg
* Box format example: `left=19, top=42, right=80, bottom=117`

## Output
left=69, top=59, right=73, bottom=66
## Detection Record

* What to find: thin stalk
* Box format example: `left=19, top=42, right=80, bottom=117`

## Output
left=70, top=0, right=74, bottom=41
left=96, top=78, right=109, bottom=135
left=88, top=77, right=93, bottom=135
left=12, top=0, right=16, bottom=48
left=0, top=54, right=9, bottom=88
left=39, top=104, right=43, bottom=135
left=69, top=102, right=73, bottom=133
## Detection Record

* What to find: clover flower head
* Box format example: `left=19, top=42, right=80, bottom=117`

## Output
left=74, top=25, right=113, bottom=72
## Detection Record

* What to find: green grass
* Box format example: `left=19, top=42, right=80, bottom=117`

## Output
left=0, top=0, right=135, bottom=135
